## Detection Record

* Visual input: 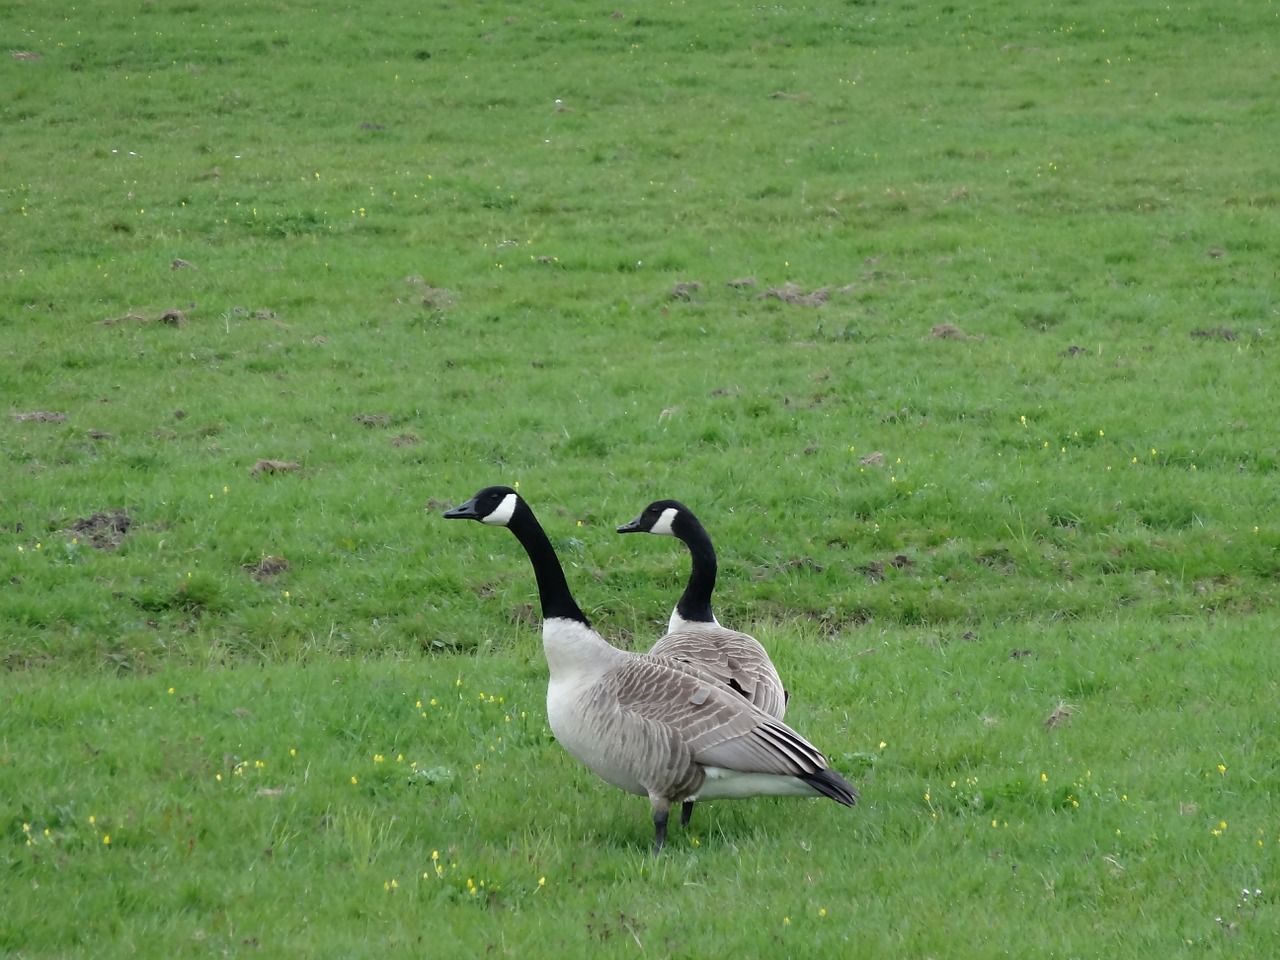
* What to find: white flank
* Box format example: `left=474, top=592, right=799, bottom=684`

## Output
left=694, top=767, right=821, bottom=801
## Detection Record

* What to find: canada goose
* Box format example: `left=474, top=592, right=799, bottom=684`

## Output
left=444, top=485, right=857, bottom=854
left=617, top=499, right=788, bottom=721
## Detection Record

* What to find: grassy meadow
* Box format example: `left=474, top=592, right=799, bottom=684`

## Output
left=3, top=0, right=1279, bottom=954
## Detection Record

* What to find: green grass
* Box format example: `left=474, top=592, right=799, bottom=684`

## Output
left=4, top=619, right=1278, bottom=955
left=3, top=0, right=1280, bottom=954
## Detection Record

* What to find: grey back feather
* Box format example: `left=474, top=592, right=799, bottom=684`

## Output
left=648, top=626, right=788, bottom=720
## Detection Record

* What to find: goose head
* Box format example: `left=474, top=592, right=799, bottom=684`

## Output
left=616, top=499, right=690, bottom=538
left=443, top=485, right=521, bottom=526
left=618, top=499, right=719, bottom=628
left=443, top=485, right=591, bottom=627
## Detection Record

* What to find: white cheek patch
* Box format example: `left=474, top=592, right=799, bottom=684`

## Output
left=482, top=492, right=518, bottom=526
left=650, top=507, right=679, bottom=537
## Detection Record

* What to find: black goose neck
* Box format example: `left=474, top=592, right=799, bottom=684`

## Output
left=674, top=513, right=717, bottom=624
left=507, top=500, right=591, bottom=626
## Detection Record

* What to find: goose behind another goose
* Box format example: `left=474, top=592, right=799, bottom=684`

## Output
left=617, top=499, right=788, bottom=721
left=444, top=486, right=857, bottom=854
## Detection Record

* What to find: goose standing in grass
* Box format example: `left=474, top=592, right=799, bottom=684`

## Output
left=617, top=499, right=788, bottom=720
left=443, top=485, right=857, bottom=854
left=618, top=498, right=790, bottom=831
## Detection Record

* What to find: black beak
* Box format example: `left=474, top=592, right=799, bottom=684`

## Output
left=443, top=498, right=481, bottom=520
left=616, top=515, right=645, bottom=534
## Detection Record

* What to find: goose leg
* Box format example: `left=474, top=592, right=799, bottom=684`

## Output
left=650, top=796, right=672, bottom=855
left=680, top=800, right=695, bottom=829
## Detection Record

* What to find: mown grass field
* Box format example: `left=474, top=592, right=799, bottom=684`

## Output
left=3, top=0, right=1279, bottom=955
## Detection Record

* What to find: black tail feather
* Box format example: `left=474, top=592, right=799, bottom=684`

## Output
left=799, top=768, right=859, bottom=807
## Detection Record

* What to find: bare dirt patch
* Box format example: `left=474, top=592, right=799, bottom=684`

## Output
left=69, top=509, right=133, bottom=549
left=391, top=433, right=420, bottom=447
left=11, top=411, right=67, bottom=423
left=352, top=414, right=393, bottom=428
left=1044, top=701, right=1074, bottom=730
left=670, top=281, right=703, bottom=300
left=251, top=459, right=301, bottom=476
left=422, top=287, right=454, bottom=310
left=243, top=556, right=290, bottom=582
left=229, top=306, right=278, bottom=320
left=861, top=554, right=914, bottom=581
left=928, top=323, right=970, bottom=340
left=404, top=277, right=455, bottom=311
left=100, top=307, right=199, bottom=326
left=759, top=283, right=830, bottom=306
left=1190, top=326, right=1237, bottom=341
left=975, top=546, right=1016, bottom=574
